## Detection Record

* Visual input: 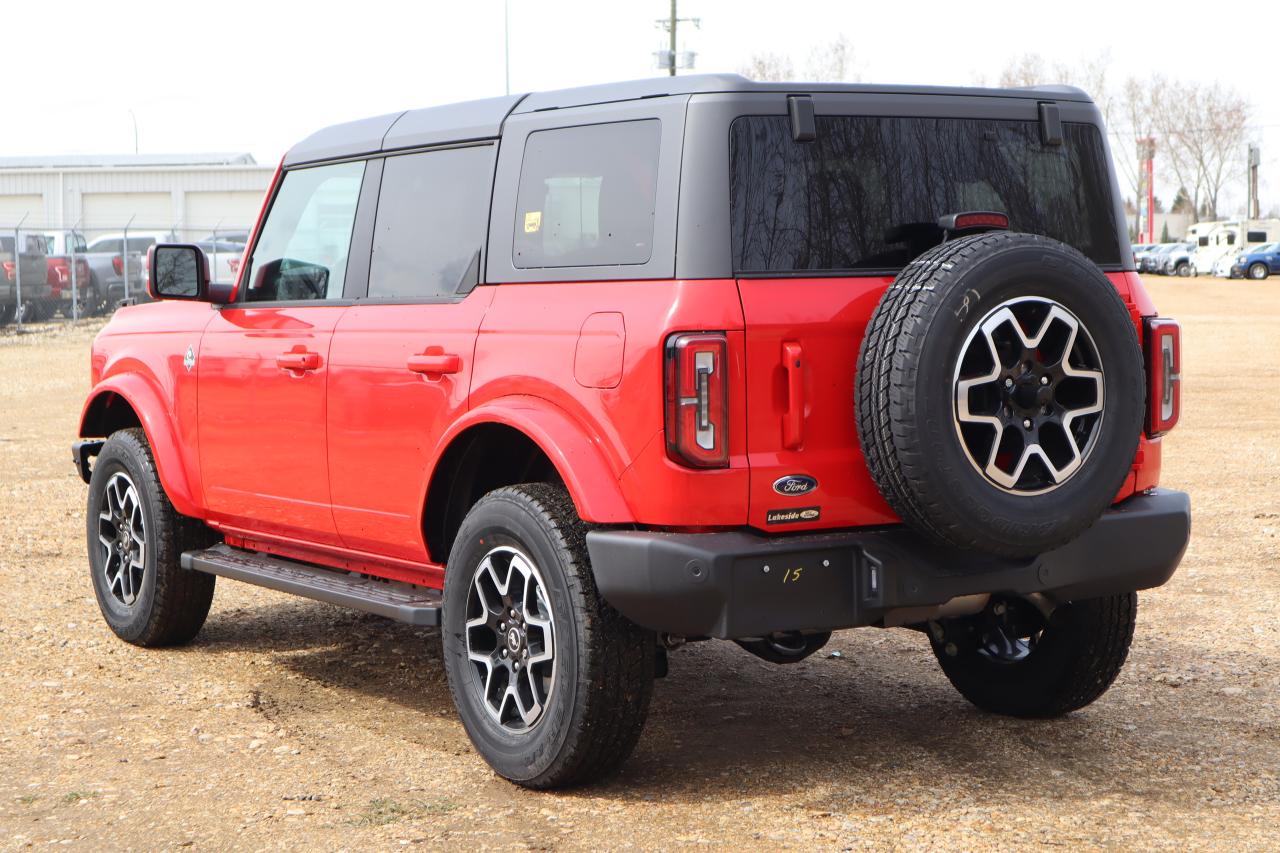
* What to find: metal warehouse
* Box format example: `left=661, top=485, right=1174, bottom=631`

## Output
left=0, top=153, right=274, bottom=239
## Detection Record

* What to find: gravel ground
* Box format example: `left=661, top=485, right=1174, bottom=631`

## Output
left=0, top=278, right=1277, bottom=852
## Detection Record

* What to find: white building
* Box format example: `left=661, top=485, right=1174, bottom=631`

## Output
left=0, top=153, right=274, bottom=240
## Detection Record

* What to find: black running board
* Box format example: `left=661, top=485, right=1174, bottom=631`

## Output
left=181, top=543, right=442, bottom=626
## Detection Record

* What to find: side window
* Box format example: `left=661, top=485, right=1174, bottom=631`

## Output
left=368, top=145, right=494, bottom=300
left=244, top=160, right=365, bottom=302
left=513, top=120, right=660, bottom=268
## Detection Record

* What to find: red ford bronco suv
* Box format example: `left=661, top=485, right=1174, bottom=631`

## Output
left=74, top=75, right=1189, bottom=789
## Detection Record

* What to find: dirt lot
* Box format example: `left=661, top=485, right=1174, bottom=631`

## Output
left=0, top=278, right=1277, bottom=851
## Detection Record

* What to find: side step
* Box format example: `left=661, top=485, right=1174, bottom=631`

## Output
left=181, top=543, right=442, bottom=626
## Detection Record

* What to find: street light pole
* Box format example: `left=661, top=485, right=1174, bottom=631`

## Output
left=127, top=109, right=139, bottom=155
left=504, top=0, right=511, bottom=95
left=668, top=0, right=677, bottom=77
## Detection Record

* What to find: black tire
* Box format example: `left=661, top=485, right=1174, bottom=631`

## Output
left=1175, top=262, right=1191, bottom=278
left=0, top=304, right=11, bottom=327
left=87, top=428, right=217, bottom=646
left=932, top=593, right=1137, bottom=717
left=442, top=483, right=655, bottom=789
left=856, top=232, right=1144, bottom=558
left=1249, top=263, right=1270, bottom=281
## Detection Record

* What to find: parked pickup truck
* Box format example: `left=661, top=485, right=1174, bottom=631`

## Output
left=80, top=233, right=167, bottom=314
left=0, top=232, right=53, bottom=324
left=74, top=75, right=1189, bottom=789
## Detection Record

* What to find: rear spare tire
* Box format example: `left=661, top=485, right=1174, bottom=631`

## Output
left=856, top=232, right=1144, bottom=558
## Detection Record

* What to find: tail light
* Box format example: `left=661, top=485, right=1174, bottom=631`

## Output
left=664, top=332, right=729, bottom=468
left=112, top=255, right=123, bottom=276
left=1145, top=318, right=1181, bottom=436
left=2, top=261, right=14, bottom=281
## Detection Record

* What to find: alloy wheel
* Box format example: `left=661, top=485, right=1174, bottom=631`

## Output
left=97, top=471, right=147, bottom=605
left=954, top=296, right=1105, bottom=494
left=464, top=546, right=556, bottom=732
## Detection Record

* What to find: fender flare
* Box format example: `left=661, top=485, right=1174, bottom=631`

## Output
left=430, top=397, right=634, bottom=524
left=79, top=374, right=202, bottom=519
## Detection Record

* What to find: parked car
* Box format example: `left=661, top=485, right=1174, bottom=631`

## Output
left=43, top=230, right=93, bottom=317
left=1230, top=241, right=1280, bottom=279
left=82, top=233, right=175, bottom=312
left=1157, top=242, right=1196, bottom=277
left=74, top=75, right=1188, bottom=789
left=1131, top=242, right=1155, bottom=267
left=0, top=231, right=53, bottom=324
left=1138, top=242, right=1178, bottom=273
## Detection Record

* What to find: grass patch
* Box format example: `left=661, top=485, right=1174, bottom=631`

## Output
left=17, top=794, right=39, bottom=805
left=346, top=796, right=457, bottom=827
left=62, top=791, right=100, bottom=804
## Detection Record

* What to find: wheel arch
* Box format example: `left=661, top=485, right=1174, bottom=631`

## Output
left=79, top=376, right=202, bottom=518
left=422, top=399, right=634, bottom=563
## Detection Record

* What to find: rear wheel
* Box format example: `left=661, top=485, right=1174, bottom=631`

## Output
left=87, top=428, right=217, bottom=646
left=931, top=593, right=1136, bottom=717
left=442, top=484, right=654, bottom=788
left=1175, top=262, right=1191, bottom=278
left=1249, top=263, right=1270, bottom=281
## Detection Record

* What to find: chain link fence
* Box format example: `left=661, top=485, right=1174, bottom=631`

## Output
left=0, top=220, right=251, bottom=331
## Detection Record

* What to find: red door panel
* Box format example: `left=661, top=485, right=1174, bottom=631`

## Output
left=198, top=305, right=348, bottom=544
left=326, top=287, right=494, bottom=561
left=737, top=277, right=899, bottom=532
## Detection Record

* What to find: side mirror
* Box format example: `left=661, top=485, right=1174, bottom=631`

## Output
left=148, top=244, right=215, bottom=301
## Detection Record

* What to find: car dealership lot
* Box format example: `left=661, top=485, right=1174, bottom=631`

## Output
left=0, top=277, right=1276, bottom=851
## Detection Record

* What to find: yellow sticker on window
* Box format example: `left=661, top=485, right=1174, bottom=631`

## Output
left=524, top=211, right=542, bottom=233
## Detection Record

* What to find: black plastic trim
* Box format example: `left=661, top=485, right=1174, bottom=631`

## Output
left=182, top=544, right=442, bottom=626
left=585, top=489, right=1190, bottom=639
left=71, top=439, right=103, bottom=484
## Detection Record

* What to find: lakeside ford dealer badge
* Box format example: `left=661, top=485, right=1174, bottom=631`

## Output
left=772, top=474, right=818, bottom=496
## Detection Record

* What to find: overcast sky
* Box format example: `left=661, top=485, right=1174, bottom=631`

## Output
left=5, top=0, right=1276, bottom=212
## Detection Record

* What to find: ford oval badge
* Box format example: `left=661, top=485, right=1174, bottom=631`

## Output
left=772, top=474, right=818, bottom=496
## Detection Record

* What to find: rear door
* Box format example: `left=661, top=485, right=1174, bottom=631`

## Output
left=729, top=101, right=1125, bottom=532
left=198, top=159, right=367, bottom=545
left=326, top=144, right=497, bottom=563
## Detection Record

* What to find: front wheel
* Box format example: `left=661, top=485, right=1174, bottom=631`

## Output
left=87, top=428, right=217, bottom=646
left=1175, top=262, right=1191, bottom=278
left=442, top=484, right=655, bottom=788
left=1249, top=263, right=1270, bottom=281
left=930, top=593, right=1136, bottom=717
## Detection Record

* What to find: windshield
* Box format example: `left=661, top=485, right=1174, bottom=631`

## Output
left=730, top=115, right=1121, bottom=274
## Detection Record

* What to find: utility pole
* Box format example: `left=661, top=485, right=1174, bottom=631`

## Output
left=667, top=0, right=677, bottom=77
left=504, top=0, right=510, bottom=95
left=1247, top=144, right=1260, bottom=219
left=654, top=1, right=699, bottom=75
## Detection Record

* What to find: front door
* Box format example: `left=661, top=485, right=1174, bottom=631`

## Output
left=198, top=159, right=367, bottom=545
left=327, top=144, right=497, bottom=563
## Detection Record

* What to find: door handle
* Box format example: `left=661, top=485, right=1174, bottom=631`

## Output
left=782, top=341, right=804, bottom=450
left=407, top=352, right=462, bottom=379
left=276, top=351, right=322, bottom=372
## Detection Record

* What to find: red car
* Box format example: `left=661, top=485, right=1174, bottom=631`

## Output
left=74, top=76, right=1189, bottom=788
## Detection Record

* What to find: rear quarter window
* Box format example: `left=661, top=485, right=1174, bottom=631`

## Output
left=730, top=115, right=1121, bottom=274
left=513, top=120, right=660, bottom=268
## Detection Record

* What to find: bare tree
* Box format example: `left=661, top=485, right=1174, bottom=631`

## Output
left=739, top=51, right=794, bottom=82
left=1154, top=81, right=1250, bottom=221
left=997, top=53, right=1049, bottom=88
left=804, top=35, right=859, bottom=82
left=741, top=36, right=858, bottom=83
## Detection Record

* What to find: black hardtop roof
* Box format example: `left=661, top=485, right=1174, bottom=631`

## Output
left=283, top=74, right=1092, bottom=166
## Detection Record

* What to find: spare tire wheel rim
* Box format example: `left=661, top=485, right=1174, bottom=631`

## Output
left=953, top=296, right=1105, bottom=495
left=463, top=545, right=557, bottom=732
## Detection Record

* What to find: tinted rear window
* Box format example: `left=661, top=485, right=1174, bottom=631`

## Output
left=513, top=120, right=660, bottom=268
left=730, top=116, right=1121, bottom=273
left=369, top=145, right=494, bottom=299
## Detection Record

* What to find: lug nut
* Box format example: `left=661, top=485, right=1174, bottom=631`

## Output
left=944, top=642, right=959, bottom=658
left=1004, top=378, right=1013, bottom=388
left=510, top=609, right=518, bottom=618
left=994, top=602, right=1007, bottom=615
left=501, top=649, right=508, bottom=657
left=1040, top=375, right=1050, bottom=385
left=513, top=661, right=521, bottom=670
left=1022, top=418, right=1033, bottom=429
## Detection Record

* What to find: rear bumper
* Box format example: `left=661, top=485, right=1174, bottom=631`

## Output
left=585, top=489, right=1190, bottom=639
